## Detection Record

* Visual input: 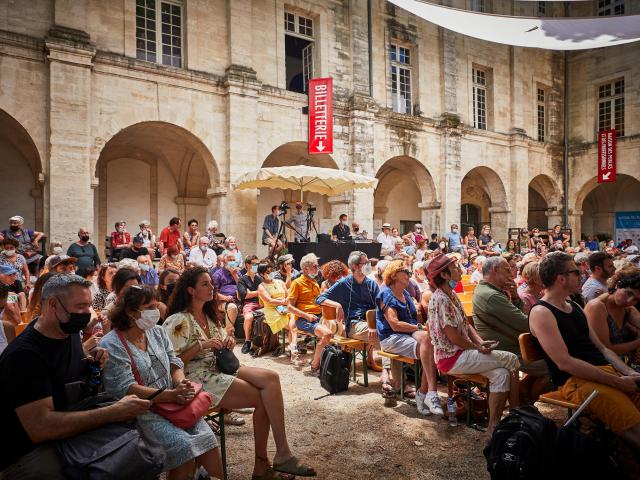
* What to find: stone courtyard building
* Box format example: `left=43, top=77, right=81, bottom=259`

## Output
left=1, top=0, right=638, bottom=254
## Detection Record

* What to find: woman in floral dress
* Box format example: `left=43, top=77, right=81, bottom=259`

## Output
left=163, top=267, right=316, bottom=480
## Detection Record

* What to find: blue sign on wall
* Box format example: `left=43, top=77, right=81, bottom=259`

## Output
left=615, top=211, right=640, bottom=245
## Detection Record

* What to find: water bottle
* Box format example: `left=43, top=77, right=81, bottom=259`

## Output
left=447, top=397, right=458, bottom=427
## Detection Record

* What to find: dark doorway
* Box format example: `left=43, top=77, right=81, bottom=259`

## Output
left=285, top=35, right=312, bottom=94
left=461, top=204, right=480, bottom=236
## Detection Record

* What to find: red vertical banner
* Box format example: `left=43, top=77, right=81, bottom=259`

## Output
left=308, top=78, right=333, bottom=155
left=597, top=129, right=616, bottom=183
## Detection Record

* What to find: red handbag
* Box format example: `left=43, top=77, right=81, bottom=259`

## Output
left=116, top=330, right=213, bottom=429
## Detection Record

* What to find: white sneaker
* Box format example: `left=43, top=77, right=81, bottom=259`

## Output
left=415, top=390, right=431, bottom=416
left=425, top=393, right=444, bottom=416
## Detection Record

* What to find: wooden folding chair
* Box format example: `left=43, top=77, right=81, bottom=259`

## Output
left=323, top=305, right=369, bottom=386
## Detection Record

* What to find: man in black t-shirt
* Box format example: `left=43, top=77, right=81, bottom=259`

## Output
left=331, top=213, right=351, bottom=241
left=0, top=274, right=150, bottom=477
left=118, top=235, right=150, bottom=261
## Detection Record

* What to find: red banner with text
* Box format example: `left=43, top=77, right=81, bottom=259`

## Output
left=308, top=78, right=333, bottom=155
left=598, top=129, right=616, bottom=183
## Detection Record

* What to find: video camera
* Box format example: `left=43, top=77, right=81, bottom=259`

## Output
left=279, top=201, right=290, bottom=213
left=307, top=202, right=316, bottom=213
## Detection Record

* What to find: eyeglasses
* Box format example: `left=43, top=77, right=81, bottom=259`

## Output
left=399, top=269, right=413, bottom=277
left=560, top=269, right=580, bottom=277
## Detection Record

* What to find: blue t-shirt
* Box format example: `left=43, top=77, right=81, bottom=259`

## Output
left=447, top=231, right=462, bottom=249
left=585, top=240, right=599, bottom=251
left=375, top=288, right=417, bottom=342
left=316, top=275, right=379, bottom=333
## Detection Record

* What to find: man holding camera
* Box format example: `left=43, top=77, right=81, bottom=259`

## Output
left=288, top=202, right=309, bottom=242
left=262, top=205, right=285, bottom=256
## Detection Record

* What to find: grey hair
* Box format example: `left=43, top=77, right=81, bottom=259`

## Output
left=300, top=253, right=319, bottom=270
left=41, top=274, right=92, bottom=300
left=413, top=261, right=425, bottom=273
left=225, top=236, right=236, bottom=246
left=347, top=251, right=366, bottom=269
left=482, top=256, right=506, bottom=276
left=574, top=252, right=590, bottom=265
left=207, top=220, right=218, bottom=230
left=139, top=219, right=150, bottom=227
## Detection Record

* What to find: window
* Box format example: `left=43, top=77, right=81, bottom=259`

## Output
left=538, top=2, right=546, bottom=16
left=598, top=79, right=624, bottom=136
left=598, top=0, right=624, bottom=16
left=470, top=0, right=488, bottom=13
left=284, top=11, right=314, bottom=94
left=136, top=0, right=183, bottom=67
left=390, top=44, right=412, bottom=114
left=472, top=68, right=487, bottom=130
left=537, top=88, right=546, bottom=142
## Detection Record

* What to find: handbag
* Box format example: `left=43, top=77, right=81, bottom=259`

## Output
left=116, top=330, right=212, bottom=430
left=57, top=391, right=165, bottom=480
left=215, top=347, right=240, bottom=375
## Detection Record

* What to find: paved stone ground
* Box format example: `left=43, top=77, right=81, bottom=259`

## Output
left=218, top=347, right=564, bottom=480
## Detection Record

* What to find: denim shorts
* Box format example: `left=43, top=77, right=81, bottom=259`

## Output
left=295, top=317, right=320, bottom=334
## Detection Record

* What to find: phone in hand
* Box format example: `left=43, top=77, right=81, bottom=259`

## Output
left=486, top=340, right=500, bottom=350
left=147, top=387, right=166, bottom=401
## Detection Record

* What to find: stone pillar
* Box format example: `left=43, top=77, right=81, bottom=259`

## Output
left=348, top=0, right=372, bottom=96
left=419, top=202, right=442, bottom=239
left=328, top=195, right=351, bottom=224
left=46, top=26, right=95, bottom=246
left=567, top=210, right=583, bottom=243
left=509, top=136, right=529, bottom=230
left=489, top=207, right=511, bottom=245
left=545, top=209, right=563, bottom=230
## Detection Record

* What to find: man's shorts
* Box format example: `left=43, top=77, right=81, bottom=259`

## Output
left=242, top=302, right=262, bottom=316
left=380, top=333, right=418, bottom=359
left=295, top=317, right=320, bottom=335
left=560, top=365, right=640, bottom=435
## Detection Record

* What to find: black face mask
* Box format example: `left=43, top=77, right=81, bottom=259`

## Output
left=80, top=235, right=90, bottom=242
left=166, top=283, right=176, bottom=296
left=56, top=298, right=91, bottom=334
left=9, top=225, right=19, bottom=231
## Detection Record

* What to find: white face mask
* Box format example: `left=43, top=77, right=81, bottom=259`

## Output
left=452, top=228, right=458, bottom=233
left=362, top=263, right=373, bottom=276
left=200, top=245, right=208, bottom=252
left=2, top=250, right=16, bottom=257
left=135, top=309, right=160, bottom=330
left=439, top=242, right=446, bottom=249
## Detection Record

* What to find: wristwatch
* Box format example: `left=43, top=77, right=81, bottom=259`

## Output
left=416, top=323, right=423, bottom=331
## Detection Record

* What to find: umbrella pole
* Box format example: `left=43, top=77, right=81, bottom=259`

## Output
left=300, top=188, right=304, bottom=203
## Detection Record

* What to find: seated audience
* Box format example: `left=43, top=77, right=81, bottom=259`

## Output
left=2, top=215, right=44, bottom=275
left=119, top=235, right=149, bottom=261
left=110, top=220, right=131, bottom=259
left=26, top=272, right=56, bottom=321
left=586, top=235, right=600, bottom=252
left=137, top=255, right=159, bottom=288
left=158, top=268, right=180, bottom=306
left=158, top=217, right=184, bottom=256
left=446, top=224, right=467, bottom=258
left=530, top=252, right=640, bottom=454
left=237, top=255, right=263, bottom=354
left=518, top=261, right=544, bottom=314
left=46, top=254, right=78, bottom=274
left=159, top=245, right=186, bottom=274
left=257, top=262, right=292, bottom=338
left=427, top=254, right=519, bottom=436
left=288, top=253, right=330, bottom=376
left=272, top=254, right=300, bottom=289
left=102, top=267, right=142, bottom=326
left=377, top=223, right=395, bottom=256
left=376, top=260, right=444, bottom=416
left=319, top=260, right=349, bottom=293
left=206, top=220, right=226, bottom=255
left=182, top=219, right=201, bottom=257
left=1, top=238, right=30, bottom=309
left=92, top=263, right=117, bottom=311
left=189, top=236, right=217, bottom=269
left=222, top=236, right=243, bottom=266
left=137, top=220, right=156, bottom=252
left=402, top=223, right=425, bottom=247
left=463, top=227, right=479, bottom=257
left=211, top=251, right=240, bottom=336
left=0, top=286, right=17, bottom=353
left=469, top=255, right=486, bottom=284
left=163, top=267, right=316, bottom=478
left=100, top=284, right=222, bottom=480
left=0, top=274, right=150, bottom=478
left=585, top=265, right=640, bottom=359
left=527, top=227, right=545, bottom=253
left=66, top=227, right=101, bottom=273
left=549, top=224, right=570, bottom=247
left=582, top=251, right=615, bottom=302
left=503, top=239, right=517, bottom=255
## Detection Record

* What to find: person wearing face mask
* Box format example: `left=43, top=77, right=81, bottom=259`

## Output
left=159, top=245, right=186, bottom=275
left=158, top=268, right=180, bottom=306
left=211, top=252, right=240, bottom=336
left=402, top=223, right=425, bottom=247
left=2, top=215, right=44, bottom=276
left=109, top=220, right=131, bottom=261
left=137, top=255, right=159, bottom=288
left=317, top=251, right=384, bottom=373
left=222, top=236, right=243, bottom=266
left=377, top=223, right=395, bottom=256
left=331, top=214, right=351, bottom=241
left=118, top=235, right=150, bottom=261
left=446, top=224, right=467, bottom=259
left=188, top=237, right=217, bottom=269
left=237, top=255, right=263, bottom=354
left=528, top=227, right=546, bottom=253
left=100, top=284, right=223, bottom=479
left=427, top=254, right=519, bottom=437
left=67, top=227, right=101, bottom=274
left=0, top=238, right=31, bottom=296
left=0, top=274, right=152, bottom=478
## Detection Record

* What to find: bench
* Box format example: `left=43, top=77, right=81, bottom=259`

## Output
left=518, top=333, right=580, bottom=417
left=446, top=373, right=489, bottom=430
left=323, top=305, right=369, bottom=387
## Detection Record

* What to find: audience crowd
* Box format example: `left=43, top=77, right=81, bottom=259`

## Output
left=0, top=213, right=639, bottom=478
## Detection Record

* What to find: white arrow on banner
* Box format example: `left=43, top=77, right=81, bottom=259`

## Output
left=602, top=172, right=611, bottom=181
left=316, top=141, right=325, bottom=152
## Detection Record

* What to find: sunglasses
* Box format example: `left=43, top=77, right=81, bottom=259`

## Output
left=399, top=269, right=413, bottom=277
left=560, top=269, right=580, bottom=277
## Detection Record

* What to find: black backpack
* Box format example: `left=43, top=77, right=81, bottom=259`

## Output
left=484, top=405, right=557, bottom=480
left=250, top=310, right=279, bottom=356
left=319, top=345, right=352, bottom=395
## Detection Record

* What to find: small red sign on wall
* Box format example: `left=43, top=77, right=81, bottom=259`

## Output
left=598, top=129, right=616, bottom=183
left=308, top=78, right=333, bottom=155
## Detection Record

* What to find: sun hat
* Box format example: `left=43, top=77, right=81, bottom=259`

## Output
left=426, top=253, right=456, bottom=280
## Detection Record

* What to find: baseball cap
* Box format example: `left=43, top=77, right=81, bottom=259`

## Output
left=382, top=223, right=391, bottom=229
left=0, top=264, right=18, bottom=275
left=47, top=255, right=77, bottom=270
left=426, top=253, right=456, bottom=279
left=133, top=235, right=144, bottom=244
left=277, top=254, right=294, bottom=266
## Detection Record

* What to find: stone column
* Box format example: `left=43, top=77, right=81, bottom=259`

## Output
left=545, top=209, right=563, bottom=230
left=489, top=207, right=511, bottom=245
left=508, top=135, right=529, bottom=231
left=419, top=202, right=442, bottom=239
left=567, top=210, right=583, bottom=243
left=46, top=26, right=95, bottom=246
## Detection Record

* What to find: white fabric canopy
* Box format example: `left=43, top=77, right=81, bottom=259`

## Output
left=388, top=0, right=640, bottom=50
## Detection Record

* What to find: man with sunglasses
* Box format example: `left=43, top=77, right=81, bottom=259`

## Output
left=0, top=274, right=150, bottom=477
left=316, top=251, right=382, bottom=372
left=530, top=252, right=640, bottom=455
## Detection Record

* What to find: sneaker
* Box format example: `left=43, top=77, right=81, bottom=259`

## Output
left=241, top=341, right=252, bottom=354
left=309, top=366, right=321, bottom=378
left=425, top=393, right=444, bottom=416
left=415, top=390, right=431, bottom=416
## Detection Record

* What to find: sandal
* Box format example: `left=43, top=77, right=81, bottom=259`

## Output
left=403, top=385, right=416, bottom=399
left=224, top=412, right=246, bottom=426
left=381, top=382, right=396, bottom=399
left=206, top=419, right=220, bottom=434
left=273, top=455, right=317, bottom=477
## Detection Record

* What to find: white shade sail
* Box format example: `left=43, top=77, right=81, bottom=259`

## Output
left=233, top=166, right=378, bottom=201
left=388, top=0, right=640, bottom=50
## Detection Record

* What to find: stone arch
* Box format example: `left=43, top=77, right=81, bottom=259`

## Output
left=257, top=142, right=338, bottom=245
left=575, top=174, right=640, bottom=241
left=460, top=166, right=509, bottom=241
left=94, top=122, right=220, bottom=250
left=374, top=156, right=439, bottom=235
left=528, top=174, right=562, bottom=229
left=0, top=109, right=44, bottom=230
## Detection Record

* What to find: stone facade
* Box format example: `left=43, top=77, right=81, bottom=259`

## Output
left=0, top=0, right=638, bottom=254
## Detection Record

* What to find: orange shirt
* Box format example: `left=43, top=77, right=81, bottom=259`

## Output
left=288, top=274, right=321, bottom=315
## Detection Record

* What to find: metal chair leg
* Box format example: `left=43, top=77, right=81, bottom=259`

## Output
left=218, top=411, right=227, bottom=480
left=362, top=348, right=368, bottom=387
